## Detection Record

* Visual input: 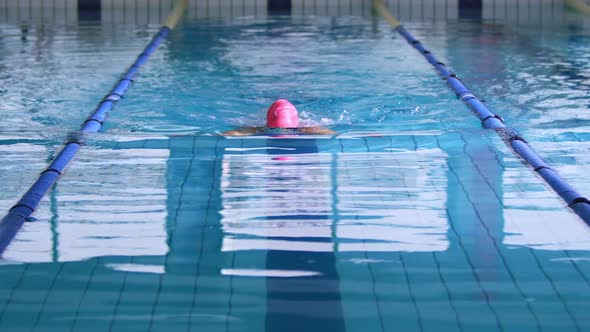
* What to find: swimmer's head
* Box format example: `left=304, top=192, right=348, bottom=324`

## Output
left=266, top=99, right=299, bottom=128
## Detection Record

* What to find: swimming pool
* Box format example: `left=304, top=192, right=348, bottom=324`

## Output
left=0, top=1, right=589, bottom=331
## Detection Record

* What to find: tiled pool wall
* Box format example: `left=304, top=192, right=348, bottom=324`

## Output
left=1, top=0, right=590, bottom=26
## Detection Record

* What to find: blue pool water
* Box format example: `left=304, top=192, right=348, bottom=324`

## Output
left=1, top=4, right=590, bottom=332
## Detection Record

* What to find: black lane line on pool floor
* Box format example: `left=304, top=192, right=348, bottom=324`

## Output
left=373, top=0, right=590, bottom=226
left=0, top=0, right=188, bottom=256
left=263, top=138, right=346, bottom=332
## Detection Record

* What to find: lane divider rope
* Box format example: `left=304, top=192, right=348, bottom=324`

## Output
left=0, top=0, right=188, bottom=255
left=373, top=0, right=590, bottom=225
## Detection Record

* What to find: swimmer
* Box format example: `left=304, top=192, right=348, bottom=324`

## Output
left=222, top=99, right=336, bottom=136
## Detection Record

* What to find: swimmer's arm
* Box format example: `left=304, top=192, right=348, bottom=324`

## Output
left=300, top=126, right=337, bottom=135
left=222, top=127, right=262, bottom=136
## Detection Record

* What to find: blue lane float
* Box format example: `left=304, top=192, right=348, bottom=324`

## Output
left=373, top=0, right=590, bottom=225
left=0, top=8, right=184, bottom=255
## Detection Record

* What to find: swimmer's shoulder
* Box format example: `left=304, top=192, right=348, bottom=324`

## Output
left=266, top=127, right=336, bottom=135
left=222, top=127, right=264, bottom=136
left=299, top=126, right=337, bottom=135
left=223, top=126, right=336, bottom=136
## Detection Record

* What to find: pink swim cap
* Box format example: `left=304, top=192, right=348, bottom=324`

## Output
left=266, top=99, right=299, bottom=128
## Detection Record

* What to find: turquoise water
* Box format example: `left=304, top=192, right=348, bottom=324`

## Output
left=1, top=8, right=590, bottom=332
